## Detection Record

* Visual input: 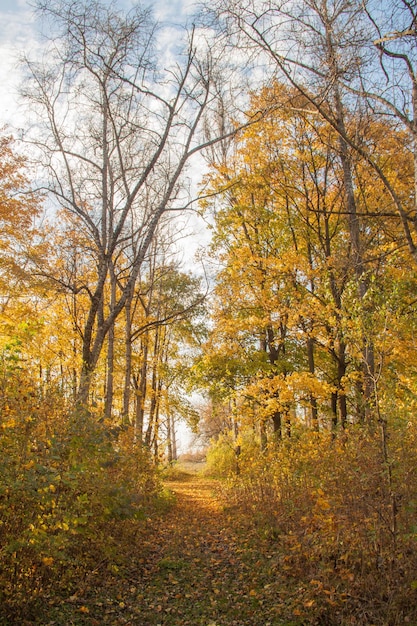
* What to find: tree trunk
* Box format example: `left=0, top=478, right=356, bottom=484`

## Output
left=307, top=336, right=319, bottom=431
left=272, top=411, right=282, bottom=439
left=104, top=266, right=117, bottom=420
left=77, top=264, right=108, bottom=407
left=260, top=420, right=268, bottom=452
left=122, top=293, right=133, bottom=423
left=167, top=413, right=175, bottom=463
left=325, top=15, right=374, bottom=422
left=171, top=415, right=177, bottom=461
left=331, top=390, right=338, bottom=432
left=144, top=327, right=162, bottom=448
left=134, top=333, right=149, bottom=442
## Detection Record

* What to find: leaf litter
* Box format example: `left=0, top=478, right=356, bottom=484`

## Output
left=45, top=474, right=292, bottom=625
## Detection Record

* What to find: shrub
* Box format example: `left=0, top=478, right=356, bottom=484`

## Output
left=204, top=432, right=239, bottom=477
left=0, top=368, right=160, bottom=622
left=219, top=424, right=417, bottom=625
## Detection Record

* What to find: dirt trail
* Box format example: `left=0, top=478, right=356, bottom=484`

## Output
left=126, top=475, right=284, bottom=625
left=51, top=474, right=288, bottom=625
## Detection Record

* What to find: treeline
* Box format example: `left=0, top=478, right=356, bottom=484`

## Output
left=196, top=0, right=417, bottom=441
left=198, top=82, right=417, bottom=443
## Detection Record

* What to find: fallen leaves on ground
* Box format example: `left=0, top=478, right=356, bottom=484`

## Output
left=42, top=474, right=296, bottom=625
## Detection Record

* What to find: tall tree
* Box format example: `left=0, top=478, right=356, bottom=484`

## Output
left=200, top=83, right=410, bottom=436
left=204, top=0, right=406, bottom=419
left=23, top=0, right=238, bottom=407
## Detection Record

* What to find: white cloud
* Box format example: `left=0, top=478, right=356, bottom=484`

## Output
left=0, top=1, right=41, bottom=128
left=0, top=0, right=199, bottom=129
left=152, top=0, right=196, bottom=21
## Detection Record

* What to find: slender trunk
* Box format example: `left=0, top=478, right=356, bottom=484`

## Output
left=355, top=376, right=365, bottom=423
left=307, top=336, right=319, bottom=431
left=104, top=267, right=117, bottom=420
left=167, top=413, right=173, bottom=463
left=171, top=414, right=177, bottom=461
left=272, top=411, right=282, bottom=439
left=259, top=332, right=272, bottom=445
left=134, top=334, right=149, bottom=442
left=260, top=420, right=268, bottom=452
left=363, top=340, right=376, bottom=422
left=338, top=341, right=348, bottom=429
left=149, top=380, right=163, bottom=459
left=39, top=363, right=43, bottom=399
left=264, top=323, right=286, bottom=437
left=326, top=20, right=374, bottom=422
left=305, top=232, right=319, bottom=431
left=71, top=287, right=79, bottom=401
left=145, top=328, right=161, bottom=447
left=331, top=390, right=338, bottom=432
left=104, top=330, right=114, bottom=419
left=231, top=401, right=241, bottom=472
left=374, top=376, right=398, bottom=551
left=122, top=293, right=133, bottom=423
left=167, top=413, right=175, bottom=463
left=153, top=410, right=160, bottom=460
left=72, top=340, right=78, bottom=402
left=330, top=341, right=347, bottom=432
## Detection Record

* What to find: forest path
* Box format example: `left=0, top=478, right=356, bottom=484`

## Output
left=51, top=472, right=291, bottom=625
left=123, top=473, right=287, bottom=626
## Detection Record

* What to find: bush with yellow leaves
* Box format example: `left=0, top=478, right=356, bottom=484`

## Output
left=0, top=365, right=160, bottom=622
left=219, top=424, right=417, bottom=625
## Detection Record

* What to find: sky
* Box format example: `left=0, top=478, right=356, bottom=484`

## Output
left=0, top=0, right=197, bottom=128
left=0, top=0, right=37, bottom=126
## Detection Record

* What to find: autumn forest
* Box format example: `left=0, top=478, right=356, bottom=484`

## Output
left=2, top=0, right=417, bottom=624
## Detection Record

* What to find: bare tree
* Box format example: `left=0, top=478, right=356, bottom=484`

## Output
left=22, top=0, right=241, bottom=407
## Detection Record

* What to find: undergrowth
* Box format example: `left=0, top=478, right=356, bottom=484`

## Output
left=0, top=368, right=163, bottom=623
left=210, top=424, right=417, bottom=625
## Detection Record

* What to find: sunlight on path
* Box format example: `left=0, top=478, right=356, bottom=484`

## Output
left=167, top=478, right=224, bottom=512
left=128, top=474, right=285, bottom=626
